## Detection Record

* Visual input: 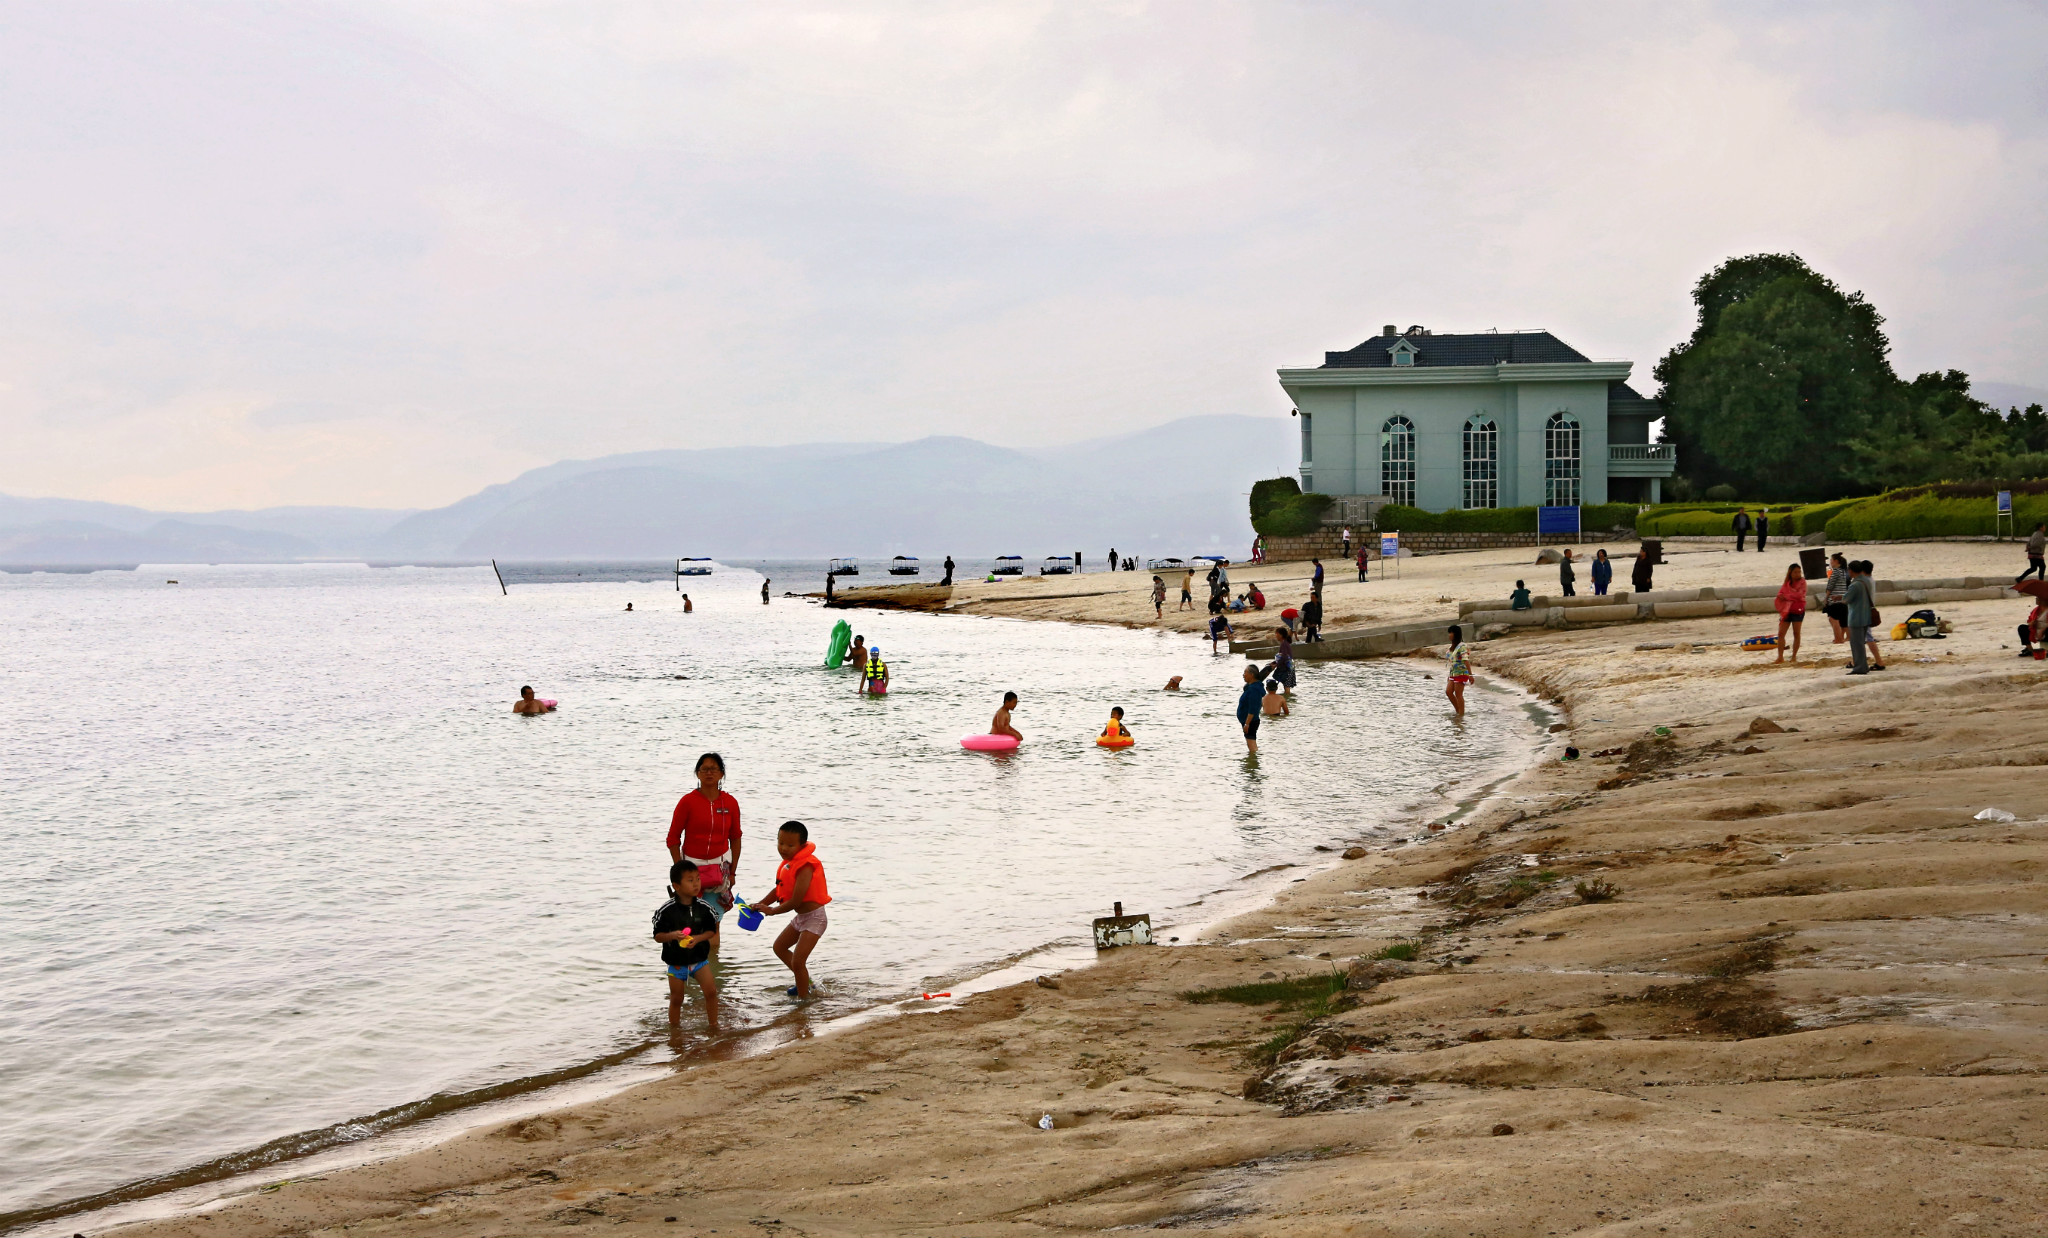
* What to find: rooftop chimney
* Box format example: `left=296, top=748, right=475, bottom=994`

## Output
left=1406, top=324, right=1425, bottom=336
left=1381, top=324, right=1397, bottom=337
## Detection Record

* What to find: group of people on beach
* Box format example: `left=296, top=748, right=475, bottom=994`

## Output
left=654, top=752, right=832, bottom=1032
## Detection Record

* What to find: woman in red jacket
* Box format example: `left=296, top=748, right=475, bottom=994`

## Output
left=667, top=753, right=742, bottom=920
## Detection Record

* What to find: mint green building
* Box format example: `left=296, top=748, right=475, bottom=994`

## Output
left=1277, top=326, right=1676, bottom=510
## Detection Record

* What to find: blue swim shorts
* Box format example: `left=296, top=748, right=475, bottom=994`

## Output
left=667, top=959, right=708, bottom=982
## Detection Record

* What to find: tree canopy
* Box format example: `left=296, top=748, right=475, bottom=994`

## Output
left=1654, top=253, right=2046, bottom=498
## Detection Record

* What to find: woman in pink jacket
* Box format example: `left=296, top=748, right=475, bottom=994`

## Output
left=1773, top=563, right=1808, bottom=664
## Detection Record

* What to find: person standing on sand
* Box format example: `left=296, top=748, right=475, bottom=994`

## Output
left=1301, top=590, right=1323, bottom=643
left=824, top=574, right=834, bottom=605
left=1844, top=561, right=1883, bottom=675
left=1590, top=548, right=1612, bottom=596
left=1824, top=552, right=1850, bottom=643
left=991, top=691, right=1023, bottom=741
left=1108, top=547, right=1117, bottom=574
left=1075, top=551, right=1083, bottom=575
left=1632, top=547, right=1655, bottom=593
left=1151, top=575, right=1167, bottom=618
left=668, top=752, right=742, bottom=921
left=2019, top=522, right=2047, bottom=584
left=1236, top=664, right=1265, bottom=755
left=1179, top=568, right=1195, bottom=610
left=1756, top=509, right=1771, bottom=554
left=1445, top=625, right=1472, bottom=717
left=1356, top=546, right=1369, bottom=583
left=1773, top=563, right=1807, bottom=663
left=1341, top=527, right=1352, bottom=561
left=761, top=578, right=771, bottom=604
left=1732, top=508, right=1752, bottom=552
left=1311, top=557, right=1325, bottom=592
left=1559, top=548, right=1576, bottom=597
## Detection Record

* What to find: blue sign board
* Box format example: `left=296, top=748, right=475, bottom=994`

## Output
left=1998, top=490, right=2013, bottom=514
left=1537, top=505, right=1581, bottom=536
left=1380, top=533, right=1399, bottom=557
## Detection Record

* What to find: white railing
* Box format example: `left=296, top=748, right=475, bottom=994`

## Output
left=1609, top=443, right=1675, bottom=461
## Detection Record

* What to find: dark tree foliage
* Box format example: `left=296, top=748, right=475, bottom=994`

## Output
left=1249, top=476, right=1302, bottom=523
left=1655, top=253, right=2048, bottom=496
left=1654, top=254, right=1893, bottom=499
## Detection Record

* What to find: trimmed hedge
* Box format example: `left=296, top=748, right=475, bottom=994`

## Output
left=1249, top=477, right=1301, bottom=523
left=1634, top=498, right=1875, bottom=538
left=1826, top=491, right=2048, bottom=541
left=1253, top=491, right=1334, bottom=537
left=1375, top=503, right=1637, bottom=534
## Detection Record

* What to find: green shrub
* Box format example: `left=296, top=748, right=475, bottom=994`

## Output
left=1826, top=491, right=2048, bottom=541
left=1777, top=497, right=1871, bottom=535
left=1703, top=483, right=1739, bottom=501
left=1252, top=491, right=1333, bottom=537
left=1249, top=477, right=1301, bottom=523
left=1634, top=499, right=1875, bottom=538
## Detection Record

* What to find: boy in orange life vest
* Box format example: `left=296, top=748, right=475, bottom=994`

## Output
left=752, top=821, right=830, bottom=999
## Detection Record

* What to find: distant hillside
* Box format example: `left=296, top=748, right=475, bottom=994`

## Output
left=0, top=415, right=1294, bottom=565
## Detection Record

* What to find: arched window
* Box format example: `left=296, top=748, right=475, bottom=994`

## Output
left=1379, top=416, right=1416, bottom=507
left=1462, top=415, right=1498, bottom=509
left=1545, top=411, right=1581, bottom=507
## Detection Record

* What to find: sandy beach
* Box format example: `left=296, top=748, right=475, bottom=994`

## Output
left=108, top=542, right=2048, bottom=1238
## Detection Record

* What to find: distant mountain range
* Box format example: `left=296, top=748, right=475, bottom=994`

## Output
left=0, top=415, right=1294, bottom=566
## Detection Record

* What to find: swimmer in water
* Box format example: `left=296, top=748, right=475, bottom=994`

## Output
left=859, top=645, right=889, bottom=695
left=1260, top=677, right=1290, bottom=717
left=682, top=594, right=693, bottom=612
left=991, top=691, right=1022, bottom=741
left=849, top=635, right=867, bottom=675
left=1101, top=706, right=1131, bottom=740
left=1163, top=675, right=1183, bottom=691
left=513, top=685, right=553, bottom=716
left=625, top=602, right=634, bottom=611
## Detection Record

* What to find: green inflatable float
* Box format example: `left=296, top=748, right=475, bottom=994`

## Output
left=824, top=619, right=852, bottom=668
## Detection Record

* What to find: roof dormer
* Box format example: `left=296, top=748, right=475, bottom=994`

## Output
left=1388, top=337, right=1421, bottom=367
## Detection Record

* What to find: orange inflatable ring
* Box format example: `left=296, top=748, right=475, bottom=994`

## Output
left=1096, top=735, right=1134, bottom=749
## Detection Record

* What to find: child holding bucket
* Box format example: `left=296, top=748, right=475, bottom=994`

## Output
left=748, top=821, right=831, bottom=999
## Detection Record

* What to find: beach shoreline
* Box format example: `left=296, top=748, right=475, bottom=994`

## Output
left=84, top=544, right=2048, bottom=1236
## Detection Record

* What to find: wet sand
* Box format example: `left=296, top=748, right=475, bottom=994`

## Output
left=109, top=544, right=2048, bottom=1238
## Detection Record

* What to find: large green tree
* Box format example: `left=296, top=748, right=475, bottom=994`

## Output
left=1654, top=254, right=1897, bottom=499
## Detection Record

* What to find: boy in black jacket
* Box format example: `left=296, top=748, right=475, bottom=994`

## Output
left=653, top=861, right=722, bottom=1031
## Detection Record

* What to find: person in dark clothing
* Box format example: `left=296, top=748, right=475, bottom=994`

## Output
left=1108, top=547, right=1117, bottom=573
left=941, top=555, right=955, bottom=587
left=1559, top=548, right=1576, bottom=597
left=653, top=861, right=722, bottom=1031
left=1732, top=509, right=1752, bottom=552
left=1756, top=510, right=1770, bottom=553
left=2019, top=522, right=2047, bottom=583
left=825, top=573, right=835, bottom=604
left=1311, top=557, right=1325, bottom=592
left=1590, top=548, right=1612, bottom=596
left=1301, top=591, right=1324, bottom=642
left=1631, top=548, right=1655, bottom=593
left=1075, top=551, right=1083, bottom=574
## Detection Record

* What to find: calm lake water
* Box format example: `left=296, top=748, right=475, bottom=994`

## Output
left=0, top=561, right=1540, bottom=1227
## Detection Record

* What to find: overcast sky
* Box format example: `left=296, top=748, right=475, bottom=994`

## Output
left=2, top=1, right=2043, bottom=511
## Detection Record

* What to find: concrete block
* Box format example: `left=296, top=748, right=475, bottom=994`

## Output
left=1873, top=591, right=1913, bottom=608
left=1740, top=597, right=1778, bottom=613
left=1653, top=600, right=1726, bottom=620
left=1561, top=604, right=1637, bottom=624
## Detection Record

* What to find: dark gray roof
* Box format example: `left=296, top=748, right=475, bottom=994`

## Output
left=1608, top=381, right=1659, bottom=417
left=1320, top=330, right=1591, bottom=368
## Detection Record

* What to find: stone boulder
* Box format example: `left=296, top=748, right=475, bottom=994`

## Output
left=1535, top=548, right=1564, bottom=564
left=1346, top=958, right=1415, bottom=991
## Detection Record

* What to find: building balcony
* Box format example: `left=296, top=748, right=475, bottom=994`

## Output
left=1608, top=443, right=1676, bottom=477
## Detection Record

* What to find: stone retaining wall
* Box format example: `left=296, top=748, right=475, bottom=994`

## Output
left=1259, top=527, right=1639, bottom=561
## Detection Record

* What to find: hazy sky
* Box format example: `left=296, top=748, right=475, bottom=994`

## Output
left=3, top=1, right=2044, bottom=510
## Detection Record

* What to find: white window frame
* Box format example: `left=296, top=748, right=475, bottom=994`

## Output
left=1380, top=415, right=1416, bottom=507
left=1544, top=411, right=1581, bottom=507
left=1462, top=415, right=1498, bottom=509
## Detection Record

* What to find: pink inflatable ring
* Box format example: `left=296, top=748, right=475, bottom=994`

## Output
left=959, top=734, right=1020, bottom=752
